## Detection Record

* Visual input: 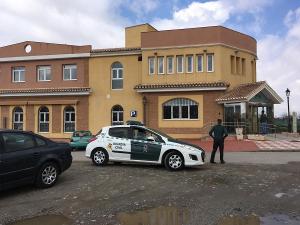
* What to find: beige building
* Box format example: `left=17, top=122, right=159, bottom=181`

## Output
left=88, top=24, right=282, bottom=138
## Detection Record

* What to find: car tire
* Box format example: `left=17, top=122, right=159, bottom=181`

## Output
left=92, top=148, right=109, bottom=166
left=164, top=151, right=184, bottom=171
left=36, top=162, right=59, bottom=188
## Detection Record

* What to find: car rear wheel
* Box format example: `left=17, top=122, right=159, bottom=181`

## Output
left=36, top=162, right=59, bottom=188
left=164, top=151, right=184, bottom=171
left=92, top=149, right=109, bottom=166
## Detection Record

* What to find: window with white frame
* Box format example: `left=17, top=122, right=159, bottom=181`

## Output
left=148, top=57, right=155, bottom=75
left=111, top=62, right=123, bottom=89
left=176, top=56, right=184, bottom=73
left=63, top=64, right=77, bottom=80
left=64, top=106, right=75, bottom=132
left=12, top=107, right=23, bottom=130
left=112, top=105, right=124, bottom=125
left=12, top=67, right=25, bottom=82
left=197, top=55, right=203, bottom=72
left=167, top=56, right=174, bottom=74
left=186, top=55, right=193, bottom=73
left=157, top=56, right=164, bottom=74
left=39, top=106, right=49, bottom=132
left=163, top=98, right=198, bottom=120
left=207, top=54, right=214, bottom=72
left=38, top=66, right=51, bottom=81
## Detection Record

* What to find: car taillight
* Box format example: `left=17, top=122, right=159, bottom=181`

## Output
left=89, top=137, right=97, bottom=143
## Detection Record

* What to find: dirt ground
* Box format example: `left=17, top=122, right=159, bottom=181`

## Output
left=1, top=160, right=300, bottom=225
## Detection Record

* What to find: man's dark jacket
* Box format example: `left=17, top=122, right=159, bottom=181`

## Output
left=209, top=124, right=228, bottom=142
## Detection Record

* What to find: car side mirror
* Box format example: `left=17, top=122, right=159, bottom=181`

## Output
left=146, top=136, right=155, bottom=142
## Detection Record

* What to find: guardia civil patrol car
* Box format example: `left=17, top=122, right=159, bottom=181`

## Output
left=86, top=123, right=205, bottom=171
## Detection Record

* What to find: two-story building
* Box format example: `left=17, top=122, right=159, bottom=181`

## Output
left=0, top=42, right=91, bottom=140
left=0, top=24, right=283, bottom=139
left=88, top=24, right=282, bottom=138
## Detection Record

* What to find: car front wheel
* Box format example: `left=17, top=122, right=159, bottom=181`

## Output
left=92, top=149, right=109, bottom=166
left=36, top=162, right=59, bottom=188
left=164, top=151, right=184, bottom=171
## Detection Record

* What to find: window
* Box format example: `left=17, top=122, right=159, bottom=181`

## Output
left=39, top=106, right=49, bottom=133
left=112, top=105, right=124, bottom=125
left=242, top=58, right=246, bottom=75
left=176, top=56, right=184, bottom=73
left=132, top=127, right=161, bottom=142
left=109, top=127, right=130, bottom=139
left=12, top=107, right=23, bottom=130
left=197, top=55, right=203, bottom=72
left=111, top=62, right=123, bottom=89
left=63, top=64, right=77, bottom=80
left=64, top=106, right=75, bottom=132
left=167, top=56, right=174, bottom=74
left=38, top=66, right=51, bottom=81
left=236, top=57, right=241, bottom=74
left=163, top=98, right=198, bottom=120
left=231, top=55, right=235, bottom=74
left=186, top=55, right=193, bottom=73
left=148, top=57, right=155, bottom=75
left=207, top=54, right=214, bottom=72
left=157, top=57, right=164, bottom=74
left=12, top=67, right=25, bottom=82
left=35, top=137, right=47, bottom=146
left=2, top=133, right=35, bottom=152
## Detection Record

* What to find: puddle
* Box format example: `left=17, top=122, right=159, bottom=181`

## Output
left=218, top=214, right=300, bottom=225
left=7, top=215, right=73, bottom=225
left=117, top=206, right=189, bottom=225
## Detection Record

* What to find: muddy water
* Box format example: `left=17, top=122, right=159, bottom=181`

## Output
left=7, top=215, right=72, bottom=225
left=117, top=206, right=189, bottom=225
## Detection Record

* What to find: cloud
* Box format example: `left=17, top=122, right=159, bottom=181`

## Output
left=258, top=7, right=300, bottom=115
left=126, top=0, right=160, bottom=18
left=153, top=0, right=272, bottom=30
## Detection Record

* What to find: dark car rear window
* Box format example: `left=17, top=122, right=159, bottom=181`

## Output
left=109, top=127, right=130, bottom=139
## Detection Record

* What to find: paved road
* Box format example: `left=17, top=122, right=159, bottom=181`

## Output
left=73, top=151, right=300, bottom=165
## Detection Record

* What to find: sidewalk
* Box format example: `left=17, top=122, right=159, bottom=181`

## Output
left=182, top=138, right=300, bottom=152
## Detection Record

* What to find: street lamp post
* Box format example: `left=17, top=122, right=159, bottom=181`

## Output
left=286, top=88, right=291, bottom=132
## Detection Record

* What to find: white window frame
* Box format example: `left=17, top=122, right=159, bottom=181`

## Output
left=39, top=107, right=50, bottom=133
left=64, top=107, right=76, bottom=133
left=112, top=106, right=124, bottom=125
left=186, top=55, right=194, bottom=73
left=167, top=56, right=174, bottom=74
left=157, top=56, right=165, bottom=75
left=176, top=56, right=184, bottom=73
left=63, top=64, right=77, bottom=80
left=196, top=55, right=203, bottom=72
left=148, top=57, right=155, bottom=75
left=111, top=64, right=123, bottom=90
left=13, top=107, right=23, bottom=130
left=37, top=66, right=51, bottom=82
left=163, top=98, right=199, bottom=120
left=207, top=54, right=214, bottom=72
left=12, top=67, right=25, bottom=83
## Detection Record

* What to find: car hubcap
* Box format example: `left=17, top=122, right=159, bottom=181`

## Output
left=169, top=155, right=182, bottom=169
left=94, top=151, right=105, bottom=164
left=42, top=166, right=57, bottom=185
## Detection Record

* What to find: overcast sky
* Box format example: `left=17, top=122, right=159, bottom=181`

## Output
left=1, top=0, right=300, bottom=116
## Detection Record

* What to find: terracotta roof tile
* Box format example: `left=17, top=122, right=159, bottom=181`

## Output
left=216, top=81, right=266, bottom=102
left=91, top=47, right=141, bottom=54
left=134, top=82, right=229, bottom=90
left=0, top=87, right=91, bottom=95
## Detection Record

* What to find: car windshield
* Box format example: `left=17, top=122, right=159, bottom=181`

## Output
left=73, top=131, right=92, bottom=137
left=147, top=128, right=174, bottom=140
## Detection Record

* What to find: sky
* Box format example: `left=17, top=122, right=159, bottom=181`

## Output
left=0, top=0, right=300, bottom=116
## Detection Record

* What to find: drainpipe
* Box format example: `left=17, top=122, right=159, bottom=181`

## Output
left=142, top=96, right=147, bottom=126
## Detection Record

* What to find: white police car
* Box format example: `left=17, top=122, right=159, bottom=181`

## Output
left=86, top=124, right=205, bottom=171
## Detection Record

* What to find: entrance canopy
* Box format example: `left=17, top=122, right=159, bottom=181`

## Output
left=216, top=81, right=283, bottom=105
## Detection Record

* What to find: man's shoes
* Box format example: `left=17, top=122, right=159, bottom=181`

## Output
left=210, top=161, right=216, bottom=164
left=221, top=161, right=226, bottom=164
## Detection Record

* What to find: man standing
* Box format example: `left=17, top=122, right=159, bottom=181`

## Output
left=260, top=110, right=268, bottom=134
left=209, top=119, right=228, bottom=164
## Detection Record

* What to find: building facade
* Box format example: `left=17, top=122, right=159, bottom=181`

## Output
left=0, top=24, right=282, bottom=139
left=0, top=42, right=91, bottom=140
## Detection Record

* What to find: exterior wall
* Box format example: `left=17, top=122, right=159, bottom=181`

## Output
left=143, top=91, right=224, bottom=138
left=0, top=96, right=88, bottom=139
left=125, top=24, right=157, bottom=48
left=0, top=58, right=89, bottom=89
left=89, top=54, right=143, bottom=134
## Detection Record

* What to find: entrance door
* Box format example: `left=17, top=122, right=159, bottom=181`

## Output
left=224, top=104, right=241, bottom=133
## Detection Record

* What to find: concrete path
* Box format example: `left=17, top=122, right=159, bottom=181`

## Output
left=72, top=151, right=300, bottom=165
